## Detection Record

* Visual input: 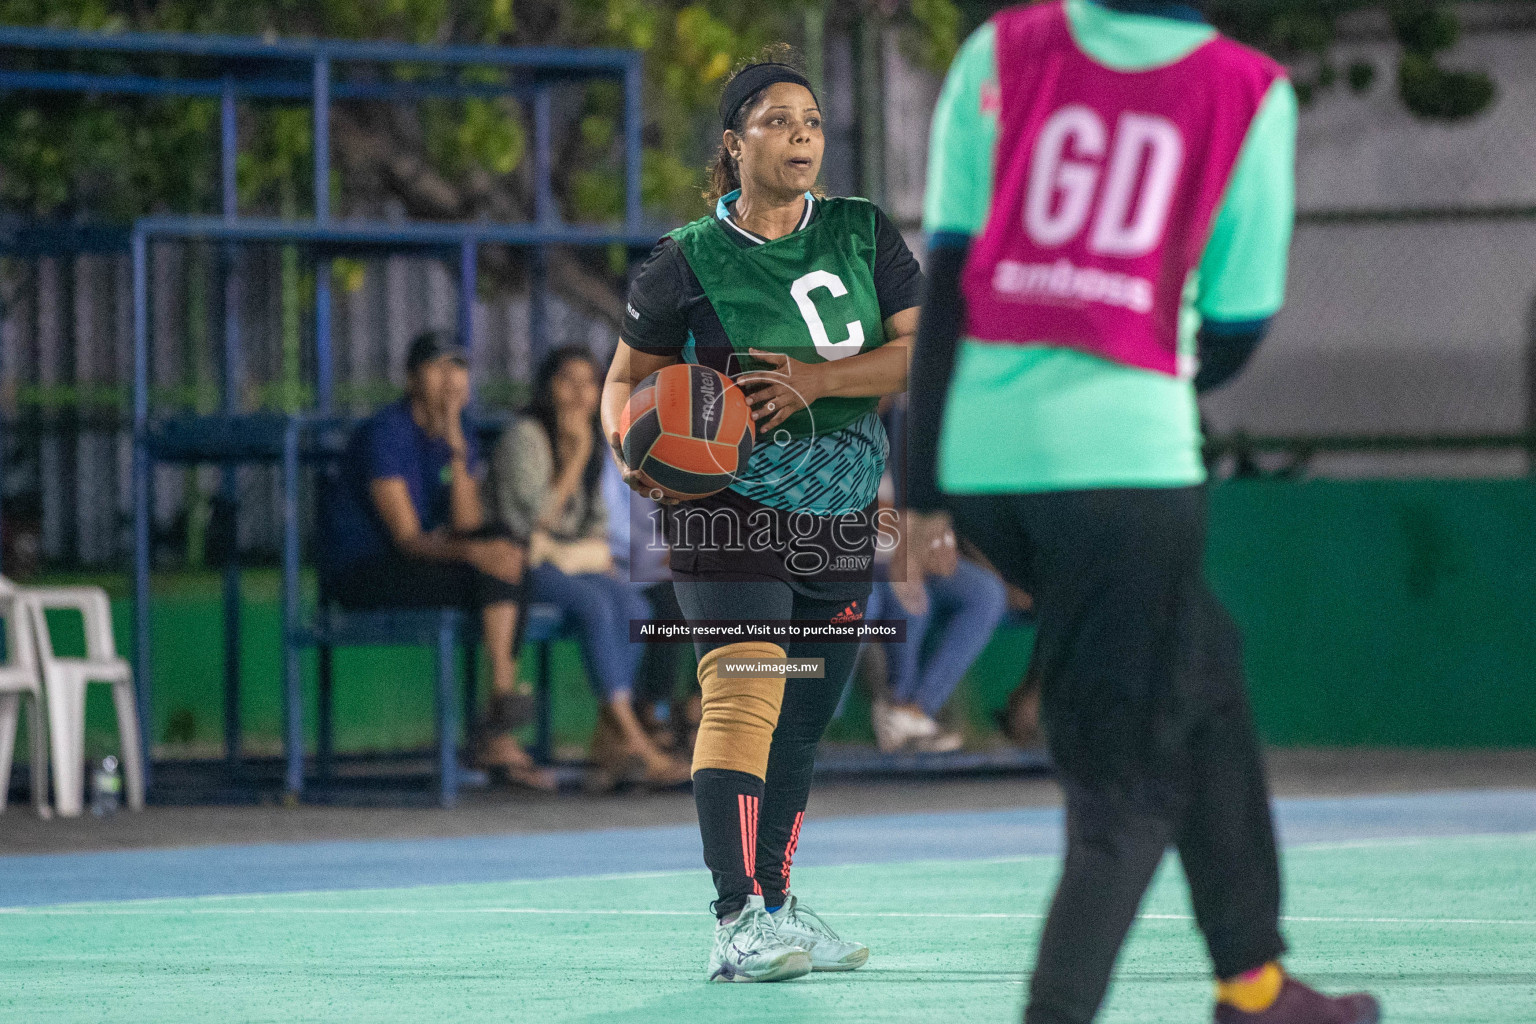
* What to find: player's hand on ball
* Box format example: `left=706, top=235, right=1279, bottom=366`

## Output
left=741, top=348, right=824, bottom=435
left=609, top=430, right=680, bottom=505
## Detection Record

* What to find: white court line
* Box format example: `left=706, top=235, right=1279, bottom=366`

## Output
left=4, top=906, right=1535, bottom=926
left=7, top=830, right=1534, bottom=916
left=1283, top=830, right=1536, bottom=854
left=0, top=867, right=710, bottom=914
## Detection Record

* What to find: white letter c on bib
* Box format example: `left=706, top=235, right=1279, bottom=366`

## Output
left=791, top=270, right=865, bottom=361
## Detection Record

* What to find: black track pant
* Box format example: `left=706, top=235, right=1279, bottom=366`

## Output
left=947, top=487, right=1285, bottom=1024
left=672, top=575, right=867, bottom=917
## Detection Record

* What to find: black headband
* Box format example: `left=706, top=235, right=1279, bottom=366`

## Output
left=719, top=62, right=818, bottom=131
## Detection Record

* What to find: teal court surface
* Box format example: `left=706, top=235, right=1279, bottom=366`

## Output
left=4, top=790, right=1535, bottom=1024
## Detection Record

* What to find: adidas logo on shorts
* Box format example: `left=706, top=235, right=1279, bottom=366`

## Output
left=830, top=602, right=863, bottom=624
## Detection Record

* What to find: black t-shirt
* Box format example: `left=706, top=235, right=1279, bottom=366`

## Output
left=622, top=195, right=925, bottom=373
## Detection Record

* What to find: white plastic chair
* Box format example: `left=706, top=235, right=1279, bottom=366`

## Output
left=24, top=586, right=145, bottom=817
left=0, top=591, right=51, bottom=816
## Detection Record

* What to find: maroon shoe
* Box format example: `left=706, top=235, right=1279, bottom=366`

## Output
left=1214, top=977, right=1380, bottom=1024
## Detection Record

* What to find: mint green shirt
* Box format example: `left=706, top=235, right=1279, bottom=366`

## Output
left=924, top=0, right=1297, bottom=493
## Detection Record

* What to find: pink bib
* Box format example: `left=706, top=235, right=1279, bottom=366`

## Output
left=961, top=1, right=1283, bottom=376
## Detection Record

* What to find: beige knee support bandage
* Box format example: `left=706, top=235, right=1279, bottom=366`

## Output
left=691, top=641, right=788, bottom=779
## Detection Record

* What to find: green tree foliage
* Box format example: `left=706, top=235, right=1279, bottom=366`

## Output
left=1191, top=0, right=1494, bottom=117
left=1387, top=0, right=1495, bottom=119
left=947, top=0, right=1494, bottom=119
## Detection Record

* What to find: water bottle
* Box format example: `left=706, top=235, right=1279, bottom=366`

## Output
left=90, top=755, right=122, bottom=817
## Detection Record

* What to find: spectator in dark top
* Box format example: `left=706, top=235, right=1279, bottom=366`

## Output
left=322, top=330, right=553, bottom=791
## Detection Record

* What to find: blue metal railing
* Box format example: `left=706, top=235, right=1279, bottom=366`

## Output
left=0, top=25, right=646, bottom=231
left=0, top=25, right=640, bottom=68
left=1, top=25, right=661, bottom=796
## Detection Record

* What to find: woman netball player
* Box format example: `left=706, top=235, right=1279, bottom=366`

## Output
left=600, top=57, right=923, bottom=983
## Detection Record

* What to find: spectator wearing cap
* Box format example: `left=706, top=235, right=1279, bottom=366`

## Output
left=320, top=330, right=554, bottom=791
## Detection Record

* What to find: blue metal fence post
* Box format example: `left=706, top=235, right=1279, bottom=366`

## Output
left=313, top=52, right=334, bottom=413
left=533, top=86, right=555, bottom=227
left=528, top=252, right=547, bottom=369
left=454, top=237, right=479, bottom=778
left=458, top=236, right=478, bottom=415
left=315, top=263, right=333, bottom=413
left=435, top=610, right=460, bottom=808
left=218, top=75, right=243, bottom=768
left=530, top=86, right=553, bottom=369
left=130, top=227, right=153, bottom=792
left=312, top=53, right=330, bottom=224
left=280, top=416, right=304, bottom=798
left=623, top=57, right=642, bottom=231
left=458, top=237, right=477, bottom=356
left=221, top=78, right=238, bottom=214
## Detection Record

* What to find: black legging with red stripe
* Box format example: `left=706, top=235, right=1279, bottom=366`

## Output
left=673, top=575, right=864, bottom=917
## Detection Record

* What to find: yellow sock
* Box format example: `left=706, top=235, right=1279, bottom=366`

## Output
left=1216, top=962, right=1284, bottom=1013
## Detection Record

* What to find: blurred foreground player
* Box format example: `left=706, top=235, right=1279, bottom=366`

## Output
left=908, top=3, right=1379, bottom=1023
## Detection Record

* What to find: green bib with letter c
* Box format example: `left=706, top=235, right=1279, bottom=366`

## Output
left=668, top=196, right=886, bottom=440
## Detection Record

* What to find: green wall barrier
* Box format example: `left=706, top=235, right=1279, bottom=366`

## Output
left=1207, top=479, right=1536, bottom=746
left=34, top=478, right=1536, bottom=761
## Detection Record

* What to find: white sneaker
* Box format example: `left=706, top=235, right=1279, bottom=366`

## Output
left=871, top=699, right=903, bottom=753
left=707, top=895, right=813, bottom=983
left=873, top=702, right=939, bottom=753
left=770, top=895, right=870, bottom=972
left=891, top=705, right=939, bottom=740
left=912, top=728, right=964, bottom=753
left=910, top=713, right=964, bottom=753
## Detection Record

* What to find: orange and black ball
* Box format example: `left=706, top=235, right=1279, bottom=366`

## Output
left=618, top=363, right=754, bottom=501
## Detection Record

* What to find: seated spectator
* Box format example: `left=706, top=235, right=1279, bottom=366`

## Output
left=488, top=345, right=689, bottom=791
left=867, top=514, right=1009, bottom=753
left=321, top=330, right=553, bottom=791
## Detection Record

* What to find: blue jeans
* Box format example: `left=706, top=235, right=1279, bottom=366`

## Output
left=868, top=557, right=1008, bottom=717
left=527, top=564, right=652, bottom=701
